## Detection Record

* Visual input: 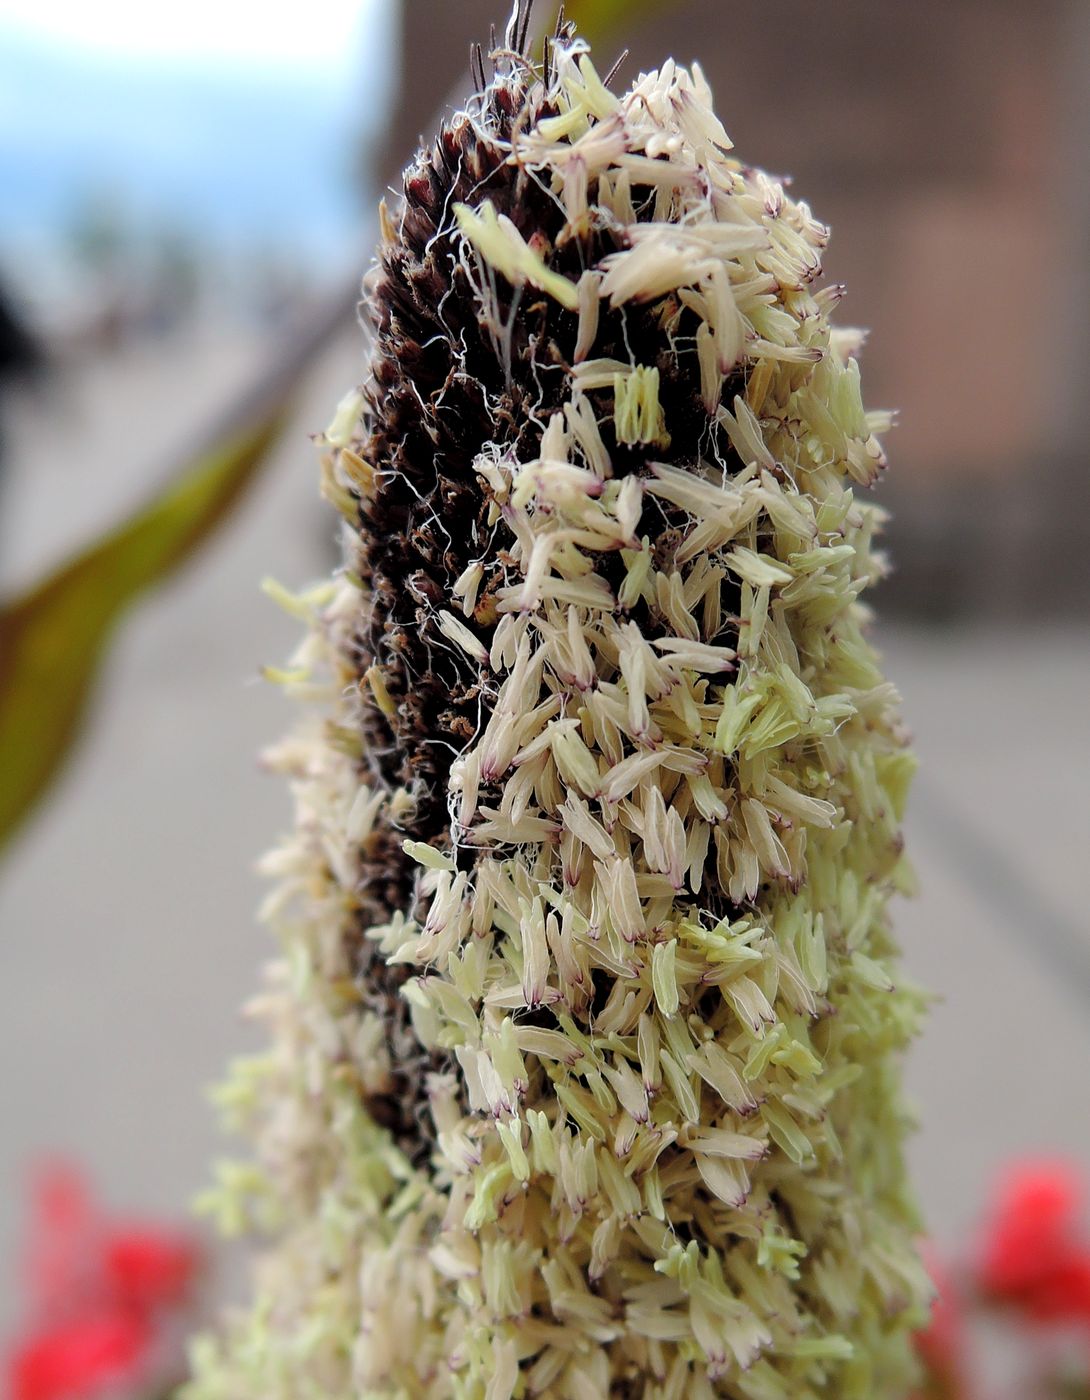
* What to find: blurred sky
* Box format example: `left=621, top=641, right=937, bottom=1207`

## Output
left=0, top=0, right=395, bottom=288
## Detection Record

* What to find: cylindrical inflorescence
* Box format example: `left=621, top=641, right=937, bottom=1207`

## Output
left=188, top=23, right=930, bottom=1400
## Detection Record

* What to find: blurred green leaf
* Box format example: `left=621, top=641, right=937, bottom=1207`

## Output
left=0, top=410, right=289, bottom=856
left=550, top=0, right=677, bottom=46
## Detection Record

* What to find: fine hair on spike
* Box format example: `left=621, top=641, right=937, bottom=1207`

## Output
left=189, top=26, right=930, bottom=1400
left=470, top=40, right=487, bottom=95
left=603, top=47, right=630, bottom=89
left=504, top=0, right=535, bottom=56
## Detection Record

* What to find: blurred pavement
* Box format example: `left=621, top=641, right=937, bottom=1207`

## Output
left=1, top=328, right=1088, bottom=1328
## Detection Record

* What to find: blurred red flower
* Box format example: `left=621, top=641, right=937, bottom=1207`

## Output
left=978, top=1160, right=1090, bottom=1326
left=9, top=1308, right=151, bottom=1400
left=4, top=1162, right=201, bottom=1400
left=103, top=1228, right=199, bottom=1311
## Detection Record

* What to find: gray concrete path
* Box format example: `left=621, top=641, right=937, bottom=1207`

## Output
left=1, top=328, right=1087, bottom=1331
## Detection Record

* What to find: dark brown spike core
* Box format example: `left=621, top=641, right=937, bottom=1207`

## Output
left=354, top=72, right=557, bottom=856
left=342, top=59, right=749, bottom=1157
left=355, top=78, right=745, bottom=854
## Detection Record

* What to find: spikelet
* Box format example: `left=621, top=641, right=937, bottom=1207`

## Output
left=186, top=19, right=929, bottom=1399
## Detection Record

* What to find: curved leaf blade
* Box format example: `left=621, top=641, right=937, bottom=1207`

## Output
left=0, top=411, right=289, bottom=855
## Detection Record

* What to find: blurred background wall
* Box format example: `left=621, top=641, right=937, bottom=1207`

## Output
left=1, top=0, right=1087, bottom=1373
